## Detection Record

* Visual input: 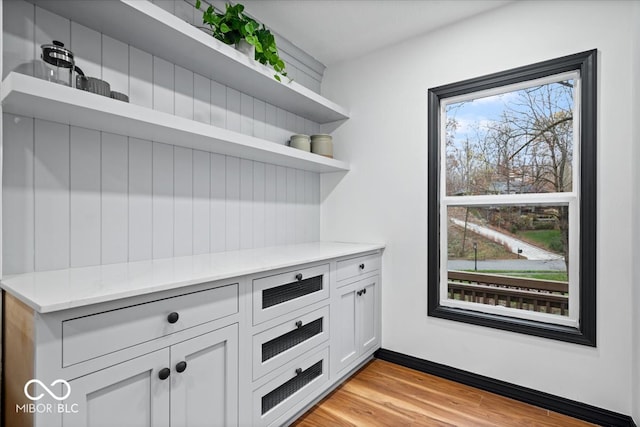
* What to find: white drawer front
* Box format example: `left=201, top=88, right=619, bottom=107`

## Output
left=253, top=347, right=329, bottom=427
left=253, top=306, right=329, bottom=381
left=62, top=283, right=238, bottom=367
left=253, top=264, right=329, bottom=325
left=336, top=253, right=380, bottom=283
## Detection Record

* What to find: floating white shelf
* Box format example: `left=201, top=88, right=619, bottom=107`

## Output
left=31, top=0, right=349, bottom=124
left=1, top=73, right=350, bottom=173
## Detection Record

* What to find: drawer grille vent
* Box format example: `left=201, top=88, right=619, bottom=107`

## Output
left=262, top=318, right=323, bottom=362
left=261, top=360, right=323, bottom=415
left=262, top=276, right=323, bottom=309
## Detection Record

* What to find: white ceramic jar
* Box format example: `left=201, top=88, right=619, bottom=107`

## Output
left=311, top=134, right=333, bottom=158
left=289, top=134, right=311, bottom=151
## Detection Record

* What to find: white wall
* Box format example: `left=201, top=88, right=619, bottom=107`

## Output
left=321, top=0, right=635, bottom=415
left=632, top=1, right=640, bottom=423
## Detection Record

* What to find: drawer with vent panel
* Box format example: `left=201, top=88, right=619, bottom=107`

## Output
left=253, top=264, right=329, bottom=325
left=253, top=306, right=329, bottom=380
left=253, top=346, right=329, bottom=426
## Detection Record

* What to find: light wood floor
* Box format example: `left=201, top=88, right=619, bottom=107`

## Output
left=292, top=359, right=595, bottom=426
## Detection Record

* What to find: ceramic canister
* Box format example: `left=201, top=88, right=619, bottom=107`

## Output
left=310, top=134, right=333, bottom=158
left=290, top=134, right=311, bottom=151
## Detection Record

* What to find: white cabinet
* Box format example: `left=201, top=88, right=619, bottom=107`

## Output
left=170, top=325, right=239, bottom=427
left=63, top=349, right=170, bottom=427
left=332, top=255, right=381, bottom=378
left=63, top=324, right=238, bottom=427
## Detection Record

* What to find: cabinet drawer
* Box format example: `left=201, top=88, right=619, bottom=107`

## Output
left=253, top=347, right=329, bottom=427
left=253, top=306, right=329, bottom=381
left=253, top=264, right=329, bottom=325
left=336, top=253, right=380, bottom=283
left=62, top=283, right=238, bottom=367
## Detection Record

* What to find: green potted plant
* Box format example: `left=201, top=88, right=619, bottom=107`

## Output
left=195, top=0, right=288, bottom=82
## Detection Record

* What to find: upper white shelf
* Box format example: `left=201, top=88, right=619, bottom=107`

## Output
left=1, top=73, right=350, bottom=173
left=31, top=0, right=349, bottom=124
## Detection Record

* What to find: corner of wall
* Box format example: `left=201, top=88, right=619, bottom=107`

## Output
left=632, top=0, right=640, bottom=423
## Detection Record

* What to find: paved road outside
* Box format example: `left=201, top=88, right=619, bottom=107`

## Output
left=449, top=217, right=563, bottom=261
left=448, top=259, right=566, bottom=271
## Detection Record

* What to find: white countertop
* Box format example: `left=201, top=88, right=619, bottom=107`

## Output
left=0, top=242, right=384, bottom=313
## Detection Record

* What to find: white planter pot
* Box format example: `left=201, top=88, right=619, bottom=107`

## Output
left=310, top=134, right=333, bottom=158
left=235, top=39, right=255, bottom=59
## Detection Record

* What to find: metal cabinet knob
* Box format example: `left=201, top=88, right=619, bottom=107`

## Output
left=158, top=367, right=171, bottom=380
left=363, top=288, right=367, bottom=295
left=295, top=368, right=302, bottom=375
left=176, top=361, right=187, bottom=373
left=295, top=320, right=303, bottom=328
left=295, top=273, right=303, bottom=281
left=359, top=263, right=365, bottom=270
left=167, top=312, right=179, bottom=324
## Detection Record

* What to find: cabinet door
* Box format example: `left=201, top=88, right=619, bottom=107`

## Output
left=63, top=349, right=170, bottom=427
left=170, top=324, right=239, bottom=427
left=359, top=276, right=380, bottom=355
left=332, top=281, right=359, bottom=375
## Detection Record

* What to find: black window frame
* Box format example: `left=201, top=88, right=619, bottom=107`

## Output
left=427, top=50, right=597, bottom=346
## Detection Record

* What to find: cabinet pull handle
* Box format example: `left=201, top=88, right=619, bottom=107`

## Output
left=295, top=368, right=302, bottom=375
left=295, top=273, right=303, bottom=281
left=158, top=367, right=171, bottom=380
left=363, top=288, right=367, bottom=295
left=359, top=263, right=365, bottom=270
left=167, top=312, right=180, bottom=324
left=357, top=290, right=363, bottom=296
left=176, top=361, right=187, bottom=373
left=295, top=320, right=303, bottom=328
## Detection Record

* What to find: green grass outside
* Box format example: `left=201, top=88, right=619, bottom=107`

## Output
left=516, top=229, right=563, bottom=253
left=466, top=269, right=568, bottom=282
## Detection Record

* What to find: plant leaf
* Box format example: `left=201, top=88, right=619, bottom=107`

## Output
left=220, top=22, right=230, bottom=33
left=195, top=0, right=201, bottom=9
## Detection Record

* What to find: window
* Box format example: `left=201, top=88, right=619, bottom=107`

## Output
left=427, top=50, right=596, bottom=345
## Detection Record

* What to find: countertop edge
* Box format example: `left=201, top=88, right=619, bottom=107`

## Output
left=1, top=242, right=385, bottom=314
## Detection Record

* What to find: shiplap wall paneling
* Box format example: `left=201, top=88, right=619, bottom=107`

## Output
left=210, top=80, right=227, bottom=129
left=175, top=65, right=194, bottom=120
left=70, top=126, right=100, bottom=268
left=226, top=88, right=242, bottom=133
left=153, top=56, right=175, bottom=115
left=253, top=99, right=266, bottom=140
left=128, top=137, right=153, bottom=262
left=102, top=36, right=129, bottom=96
left=295, top=169, right=306, bottom=244
left=239, top=159, right=253, bottom=249
left=34, top=119, right=69, bottom=272
left=285, top=168, right=296, bottom=244
left=71, top=22, right=101, bottom=80
left=2, top=0, right=325, bottom=275
left=253, top=162, right=266, bottom=249
left=194, top=73, right=211, bottom=124
left=153, top=142, right=174, bottom=259
left=193, top=150, right=211, bottom=254
left=225, top=156, right=240, bottom=251
left=101, top=133, right=129, bottom=265
left=275, top=166, right=287, bottom=246
left=264, top=164, right=277, bottom=247
left=130, top=47, right=154, bottom=108
left=174, top=146, right=194, bottom=257
left=3, top=114, right=34, bottom=274
left=2, top=0, right=34, bottom=79
left=210, top=153, right=226, bottom=253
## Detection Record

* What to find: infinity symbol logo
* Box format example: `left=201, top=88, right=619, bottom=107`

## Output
left=24, top=379, right=71, bottom=401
